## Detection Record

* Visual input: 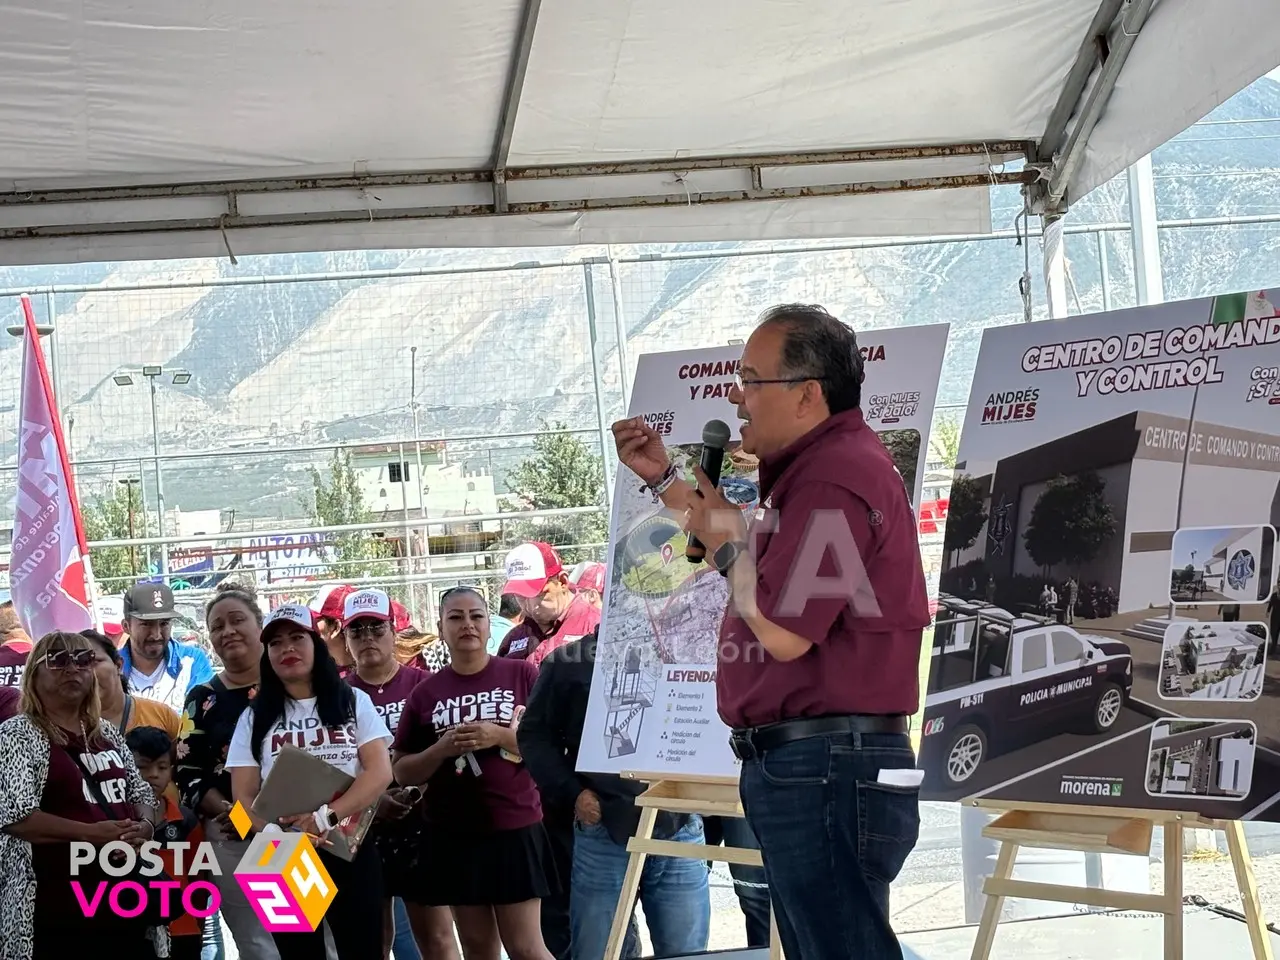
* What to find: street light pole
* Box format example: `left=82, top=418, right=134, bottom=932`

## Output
left=113, top=365, right=188, bottom=582
left=410, top=345, right=433, bottom=624
left=148, top=375, right=170, bottom=579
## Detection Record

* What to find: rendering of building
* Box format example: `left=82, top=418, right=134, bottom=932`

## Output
left=1146, top=720, right=1256, bottom=799
left=953, top=412, right=1280, bottom=615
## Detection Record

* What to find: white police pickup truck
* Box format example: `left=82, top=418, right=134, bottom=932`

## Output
left=920, top=599, right=1133, bottom=788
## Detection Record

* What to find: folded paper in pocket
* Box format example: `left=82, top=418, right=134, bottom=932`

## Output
left=876, top=768, right=925, bottom=788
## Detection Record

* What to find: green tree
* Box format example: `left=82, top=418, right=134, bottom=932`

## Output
left=1023, top=471, right=1117, bottom=574
left=943, top=474, right=987, bottom=563
left=930, top=414, right=962, bottom=468
left=304, top=449, right=394, bottom=579
left=503, top=422, right=608, bottom=565
left=82, top=482, right=152, bottom=587
left=877, top=429, right=921, bottom=495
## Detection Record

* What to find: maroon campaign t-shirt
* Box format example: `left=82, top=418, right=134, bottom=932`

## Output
left=33, top=734, right=137, bottom=931
left=498, top=594, right=600, bottom=664
left=349, top=664, right=427, bottom=737
left=0, top=686, right=18, bottom=722
left=0, top=644, right=28, bottom=687
left=395, top=656, right=541, bottom=833
left=718, top=409, right=931, bottom=729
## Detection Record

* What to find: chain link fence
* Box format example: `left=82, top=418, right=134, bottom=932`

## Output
left=3, top=208, right=1280, bottom=634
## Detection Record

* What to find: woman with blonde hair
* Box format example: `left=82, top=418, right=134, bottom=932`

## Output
left=395, top=626, right=451, bottom=674
left=0, top=630, right=165, bottom=960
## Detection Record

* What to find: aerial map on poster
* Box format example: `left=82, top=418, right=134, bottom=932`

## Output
left=921, top=290, right=1280, bottom=822
left=577, top=323, right=950, bottom=777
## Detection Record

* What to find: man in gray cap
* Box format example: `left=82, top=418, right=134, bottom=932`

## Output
left=119, top=582, right=214, bottom=712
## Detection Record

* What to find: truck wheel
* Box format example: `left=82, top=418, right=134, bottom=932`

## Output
left=944, top=724, right=987, bottom=785
left=1092, top=683, right=1124, bottom=733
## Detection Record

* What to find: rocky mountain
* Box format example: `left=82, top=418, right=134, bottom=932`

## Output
left=1, top=77, right=1278, bottom=521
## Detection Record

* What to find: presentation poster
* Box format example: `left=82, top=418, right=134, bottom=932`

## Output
left=921, top=291, right=1280, bottom=821
left=577, top=323, right=950, bottom=777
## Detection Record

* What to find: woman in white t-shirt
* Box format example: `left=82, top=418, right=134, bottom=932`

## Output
left=227, top=604, right=393, bottom=960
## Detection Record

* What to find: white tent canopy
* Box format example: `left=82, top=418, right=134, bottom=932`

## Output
left=0, top=0, right=1276, bottom=264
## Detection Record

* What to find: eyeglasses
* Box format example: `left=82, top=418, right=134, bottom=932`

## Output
left=40, top=649, right=96, bottom=672
left=733, top=373, right=817, bottom=390
left=347, top=622, right=389, bottom=640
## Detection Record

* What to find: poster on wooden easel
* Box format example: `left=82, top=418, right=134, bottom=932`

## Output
left=922, top=289, right=1280, bottom=821
left=576, top=323, right=951, bottom=777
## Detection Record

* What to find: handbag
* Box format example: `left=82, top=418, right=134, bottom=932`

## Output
left=67, top=747, right=174, bottom=929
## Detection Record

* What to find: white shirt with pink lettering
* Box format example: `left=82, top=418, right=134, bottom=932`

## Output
left=225, top=688, right=391, bottom=780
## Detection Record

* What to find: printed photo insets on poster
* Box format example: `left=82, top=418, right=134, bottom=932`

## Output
left=1157, top=621, right=1269, bottom=702
left=1144, top=719, right=1257, bottom=801
left=922, top=288, right=1280, bottom=821
left=1169, top=524, right=1277, bottom=605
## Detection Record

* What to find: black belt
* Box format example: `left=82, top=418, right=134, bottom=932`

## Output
left=728, top=714, right=908, bottom=762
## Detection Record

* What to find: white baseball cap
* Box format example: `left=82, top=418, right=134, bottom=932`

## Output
left=309, top=583, right=355, bottom=620
left=568, top=561, right=607, bottom=595
left=262, top=603, right=319, bottom=642
left=502, top=542, right=564, bottom=598
left=342, top=588, right=393, bottom=628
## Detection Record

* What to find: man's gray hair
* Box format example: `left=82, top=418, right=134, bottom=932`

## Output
left=756, top=303, right=865, bottom=413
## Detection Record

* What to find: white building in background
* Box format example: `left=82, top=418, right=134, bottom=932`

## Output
left=348, top=442, right=499, bottom=524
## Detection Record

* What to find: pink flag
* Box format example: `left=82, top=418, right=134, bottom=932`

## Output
left=9, top=294, right=94, bottom=639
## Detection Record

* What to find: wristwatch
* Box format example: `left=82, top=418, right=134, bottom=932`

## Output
left=712, top=540, right=746, bottom=575
left=313, top=804, right=340, bottom=833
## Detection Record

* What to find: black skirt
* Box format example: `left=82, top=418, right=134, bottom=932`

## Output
left=374, top=818, right=429, bottom=899
left=403, top=821, right=559, bottom=907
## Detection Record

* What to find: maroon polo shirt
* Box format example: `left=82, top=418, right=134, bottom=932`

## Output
left=717, top=408, right=931, bottom=729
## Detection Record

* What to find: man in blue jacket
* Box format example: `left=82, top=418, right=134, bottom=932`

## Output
left=119, top=582, right=214, bottom=713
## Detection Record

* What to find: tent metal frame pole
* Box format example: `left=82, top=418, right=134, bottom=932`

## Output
left=0, top=140, right=1032, bottom=244
left=1127, top=153, right=1165, bottom=305
left=490, top=0, right=543, bottom=213
left=1038, top=0, right=1127, bottom=162
left=1043, top=0, right=1158, bottom=212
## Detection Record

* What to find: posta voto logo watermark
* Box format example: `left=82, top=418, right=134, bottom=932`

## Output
left=70, top=801, right=337, bottom=933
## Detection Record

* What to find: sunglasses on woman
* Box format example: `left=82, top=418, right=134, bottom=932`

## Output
left=40, top=649, right=96, bottom=671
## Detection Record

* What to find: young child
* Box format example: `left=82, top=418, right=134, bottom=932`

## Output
left=126, top=726, right=208, bottom=960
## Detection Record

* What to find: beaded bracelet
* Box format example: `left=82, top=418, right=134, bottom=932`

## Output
left=641, top=463, right=679, bottom=502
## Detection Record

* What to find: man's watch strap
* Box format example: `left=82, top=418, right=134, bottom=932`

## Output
left=712, top=540, right=747, bottom=575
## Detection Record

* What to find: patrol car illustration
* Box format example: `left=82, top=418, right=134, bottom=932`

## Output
left=921, top=597, right=1133, bottom=788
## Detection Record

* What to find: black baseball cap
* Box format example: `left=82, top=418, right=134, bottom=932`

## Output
left=123, top=583, right=176, bottom=621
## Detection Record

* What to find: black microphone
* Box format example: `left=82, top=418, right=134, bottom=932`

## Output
left=687, top=419, right=732, bottom=563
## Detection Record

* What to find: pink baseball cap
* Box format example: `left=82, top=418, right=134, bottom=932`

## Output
left=502, top=542, right=564, bottom=599
left=310, top=584, right=354, bottom=621
left=262, top=603, right=320, bottom=643
left=568, top=561, right=607, bottom=595
left=342, top=588, right=393, bottom=628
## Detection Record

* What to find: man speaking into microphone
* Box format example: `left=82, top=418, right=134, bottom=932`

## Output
left=612, top=303, right=930, bottom=960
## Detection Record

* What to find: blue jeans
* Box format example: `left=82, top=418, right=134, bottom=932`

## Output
left=570, top=818, right=711, bottom=960
left=392, top=898, right=420, bottom=960
left=703, top=816, right=772, bottom=947
left=739, top=730, right=920, bottom=960
left=200, top=912, right=224, bottom=960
